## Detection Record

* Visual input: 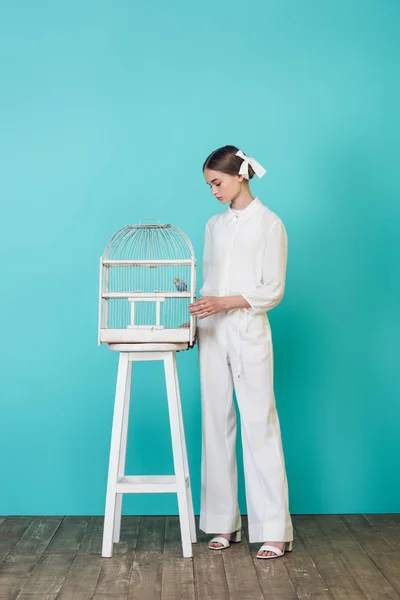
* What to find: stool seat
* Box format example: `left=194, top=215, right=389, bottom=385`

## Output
left=101, top=347, right=196, bottom=559
left=108, top=342, right=189, bottom=352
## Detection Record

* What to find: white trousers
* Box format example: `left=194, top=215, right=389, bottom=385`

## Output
left=197, top=309, right=293, bottom=543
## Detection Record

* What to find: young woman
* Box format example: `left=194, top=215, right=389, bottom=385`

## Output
left=188, top=145, right=293, bottom=559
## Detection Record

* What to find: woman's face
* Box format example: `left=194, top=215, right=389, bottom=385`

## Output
left=204, top=168, right=242, bottom=205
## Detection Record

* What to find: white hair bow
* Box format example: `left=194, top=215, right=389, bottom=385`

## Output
left=236, top=150, right=266, bottom=179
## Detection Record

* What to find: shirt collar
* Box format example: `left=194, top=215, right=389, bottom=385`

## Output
left=224, top=196, right=262, bottom=225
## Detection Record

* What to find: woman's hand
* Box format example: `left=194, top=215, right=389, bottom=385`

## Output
left=188, top=296, right=227, bottom=319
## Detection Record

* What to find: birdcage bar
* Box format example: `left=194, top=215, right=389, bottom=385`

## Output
left=156, top=299, right=161, bottom=325
left=102, top=292, right=191, bottom=299
left=130, top=298, right=135, bottom=327
left=103, top=260, right=192, bottom=266
left=189, top=257, right=196, bottom=342
left=98, top=259, right=110, bottom=337
left=105, top=264, right=109, bottom=328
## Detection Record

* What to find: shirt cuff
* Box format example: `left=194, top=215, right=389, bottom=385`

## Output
left=240, top=294, right=266, bottom=315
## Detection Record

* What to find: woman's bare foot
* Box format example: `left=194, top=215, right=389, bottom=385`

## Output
left=257, top=541, right=286, bottom=558
left=209, top=533, right=233, bottom=548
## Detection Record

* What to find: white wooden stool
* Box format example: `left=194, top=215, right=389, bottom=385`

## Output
left=101, top=343, right=197, bottom=559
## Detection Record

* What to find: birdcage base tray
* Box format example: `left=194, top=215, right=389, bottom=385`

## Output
left=107, top=342, right=189, bottom=351
left=100, top=328, right=193, bottom=344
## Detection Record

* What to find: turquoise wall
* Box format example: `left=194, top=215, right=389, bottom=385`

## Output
left=1, top=1, right=399, bottom=516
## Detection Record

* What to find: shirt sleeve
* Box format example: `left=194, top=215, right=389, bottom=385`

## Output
left=241, top=219, right=288, bottom=315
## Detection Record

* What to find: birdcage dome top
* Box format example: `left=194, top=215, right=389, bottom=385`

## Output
left=103, top=220, right=194, bottom=261
left=128, top=223, right=170, bottom=229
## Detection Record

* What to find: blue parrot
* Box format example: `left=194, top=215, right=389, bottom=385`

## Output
left=174, top=277, right=188, bottom=292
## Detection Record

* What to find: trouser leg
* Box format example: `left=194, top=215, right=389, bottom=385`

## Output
left=229, top=315, right=293, bottom=543
left=198, top=317, right=241, bottom=534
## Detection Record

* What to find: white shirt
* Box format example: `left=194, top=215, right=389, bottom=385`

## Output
left=199, top=197, right=288, bottom=315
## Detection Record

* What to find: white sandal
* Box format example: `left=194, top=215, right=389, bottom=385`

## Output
left=257, top=540, right=293, bottom=559
left=208, top=530, right=242, bottom=550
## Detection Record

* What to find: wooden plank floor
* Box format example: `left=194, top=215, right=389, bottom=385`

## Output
left=0, top=514, right=399, bottom=600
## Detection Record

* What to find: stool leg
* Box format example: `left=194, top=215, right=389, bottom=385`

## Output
left=113, top=359, right=132, bottom=543
left=102, top=352, right=130, bottom=558
left=172, top=353, right=197, bottom=543
left=164, top=352, right=193, bottom=558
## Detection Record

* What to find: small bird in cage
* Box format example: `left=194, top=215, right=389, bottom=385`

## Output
left=174, top=277, right=188, bottom=292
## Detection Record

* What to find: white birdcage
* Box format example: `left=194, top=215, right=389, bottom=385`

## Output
left=98, top=218, right=197, bottom=346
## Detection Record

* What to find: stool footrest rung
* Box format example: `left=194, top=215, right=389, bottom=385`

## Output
left=116, top=475, right=189, bottom=493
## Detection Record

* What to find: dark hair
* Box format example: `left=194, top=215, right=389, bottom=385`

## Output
left=202, top=144, right=255, bottom=180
